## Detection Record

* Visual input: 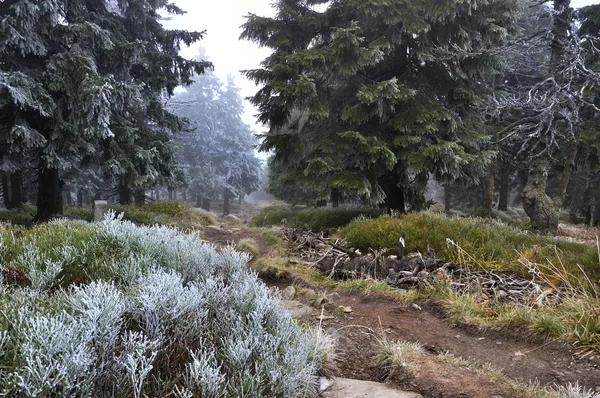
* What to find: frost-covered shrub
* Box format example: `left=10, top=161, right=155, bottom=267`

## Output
left=0, top=214, right=330, bottom=397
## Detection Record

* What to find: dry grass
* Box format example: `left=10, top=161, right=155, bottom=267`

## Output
left=235, top=238, right=261, bottom=258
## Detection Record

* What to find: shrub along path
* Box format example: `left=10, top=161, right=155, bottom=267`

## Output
left=206, top=208, right=600, bottom=398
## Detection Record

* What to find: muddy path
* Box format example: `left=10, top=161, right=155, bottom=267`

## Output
left=202, top=207, right=600, bottom=397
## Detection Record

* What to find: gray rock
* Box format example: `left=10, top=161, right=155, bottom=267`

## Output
left=321, top=377, right=422, bottom=398
left=280, top=300, right=314, bottom=319
left=94, top=200, right=108, bottom=222
left=302, top=289, right=317, bottom=300
left=327, top=292, right=341, bottom=301
left=313, top=295, right=328, bottom=308
left=281, top=286, right=296, bottom=300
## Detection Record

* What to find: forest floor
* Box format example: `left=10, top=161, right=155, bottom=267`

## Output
left=202, top=203, right=600, bottom=398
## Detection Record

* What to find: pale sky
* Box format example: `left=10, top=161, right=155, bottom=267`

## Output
left=163, top=0, right=599, bottom=131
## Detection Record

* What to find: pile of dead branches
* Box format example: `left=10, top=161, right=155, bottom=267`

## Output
left=282, top=227, right=558, bottom=307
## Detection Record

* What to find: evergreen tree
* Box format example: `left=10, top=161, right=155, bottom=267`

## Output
left=242, top=0, right=520, bottom=211
left=0, top=0, right=209, bottom=218
left=168, top=71, right=262, bottom=212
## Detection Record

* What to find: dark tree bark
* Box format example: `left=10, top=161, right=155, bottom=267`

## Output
left=196, top=194, right=202, bottom=208
left=77, top=188, right=84, bottom=207
left=223, top=191, right=230, bottom=215
left=64, top=189, right=72, bottom=206
left=201, top=198, right=211, bottom=211
left=2, top=174, right=11, bottom=208
left=238, top=194, right=243, bottom=205
left=10, top=171, right=23, bottom=207
left=379, top=165, right=407, bottom=213
left=482, top=169, right=495, bottom=211
left=498, top=162, right=511, bottom=211
left=182, top=189, right=187, bottom=201
left=331, top=188, right=340, bottom=208
left=522, top=155, right=558, bottom=234
left=134, top=190, right=145, bottom=206
left=36, top=167, right=63, bottom=220
left=119, top=178, right=131, bottom=205
left=168, top=189, right=173, bottom=200
left=2, top=171, right=24, bottom=209
left=556, top=140, right=579, bottom=205
left=444, top=186, right=452, bottom=214
left=567, top=147, right=589, bottom=223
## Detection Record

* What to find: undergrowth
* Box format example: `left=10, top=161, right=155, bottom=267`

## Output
left=341, top=213, right=600, bottom=282
left=250, top=205, right=381, bottom=230
left=0, top=201, right=216, bottom=229
left=0, top=213, right=330, bottom=397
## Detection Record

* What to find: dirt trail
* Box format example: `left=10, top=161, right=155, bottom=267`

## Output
left=203, top=204, right=600, bottom=398
left=312, top=291, right=600, bottom=395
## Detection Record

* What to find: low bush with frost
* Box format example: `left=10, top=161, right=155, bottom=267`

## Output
left=0, top=212, right=330, bottom=397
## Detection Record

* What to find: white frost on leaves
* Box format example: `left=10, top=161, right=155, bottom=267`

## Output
left=0, top=214, right=330, bottom=397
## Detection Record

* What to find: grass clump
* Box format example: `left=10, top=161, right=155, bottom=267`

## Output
left=250, top=205, right=381, bottom=230
left=375, top=338, right=423, bottom=382
left=0, top=205, right=36, bottom=226
left=341, top=212, right=600, bottom=282
left=0, top=213, right=330, bottom=397
left=235, top=238, right=261, bottom=258
left=63, top=206, right=94, bottom=221
left=113, top=201, right=216, bottom=229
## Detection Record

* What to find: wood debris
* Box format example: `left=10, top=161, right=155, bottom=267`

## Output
left=282, top=227, right=559, bottom=307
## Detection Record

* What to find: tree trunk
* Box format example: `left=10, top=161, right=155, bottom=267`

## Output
left=64, top=190, right=72, bottom=206
left=10, top=171, right=23, bottom=207
left=522, top=155, right=559, bottom=234
left=2, top=171, right=24, bottom=209
left=238, top=195, right=243, bottom=205
left=1, top=174, right=11, bottom=208
left=223, top=191, right=230, bottom=215
left=36, top=167, right=63, bottom=220
left=119, top=178, right=131, bottom=205
left=201, top=198, right=211, bottom=212
left=568, top=148, right=589, bottom=223
left=380, top=167, right=406, bottom=213
left=498, top=161, right=511, bottom=211
left=555, top=139, right=578, bottom=205
left=331, top=188, right=340, bottom=208
left=444, top=186, right=452, bottom=214
left=155, top=190, right=160, bottom=201
left=77, top=188, right=84, bottom=207
left=482, top=169, right=495, bottom=212
left=196, top=194, right=202, bottom=208
left=168, top=189, right=173, bottom=201
left=182, top=189, right=187, bottom=201
left=134, top=190, right=145, bottom=206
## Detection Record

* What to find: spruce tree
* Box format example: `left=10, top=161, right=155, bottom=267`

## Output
left=168, top=71, right=262, bottom=212
left=0, top=0, right=209, bottom=218
left=242, top=0, right=520, bottom=211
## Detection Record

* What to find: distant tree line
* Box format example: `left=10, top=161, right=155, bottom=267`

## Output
left=0, top=0, right=262, bottom=219
left=242, top=0, right=600, bottom=234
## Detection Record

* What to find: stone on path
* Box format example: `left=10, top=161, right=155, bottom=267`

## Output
left=280, top=300, right=314, bottom=319
left=281, top=286, right=296, bottom=300
left=321, top=377, right=423, bottom=398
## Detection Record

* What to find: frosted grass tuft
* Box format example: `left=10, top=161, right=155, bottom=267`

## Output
left=0, top=213, right=330, bottom=397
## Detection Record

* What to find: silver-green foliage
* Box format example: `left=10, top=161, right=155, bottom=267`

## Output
left=0, top=214, right=328, bottom=397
